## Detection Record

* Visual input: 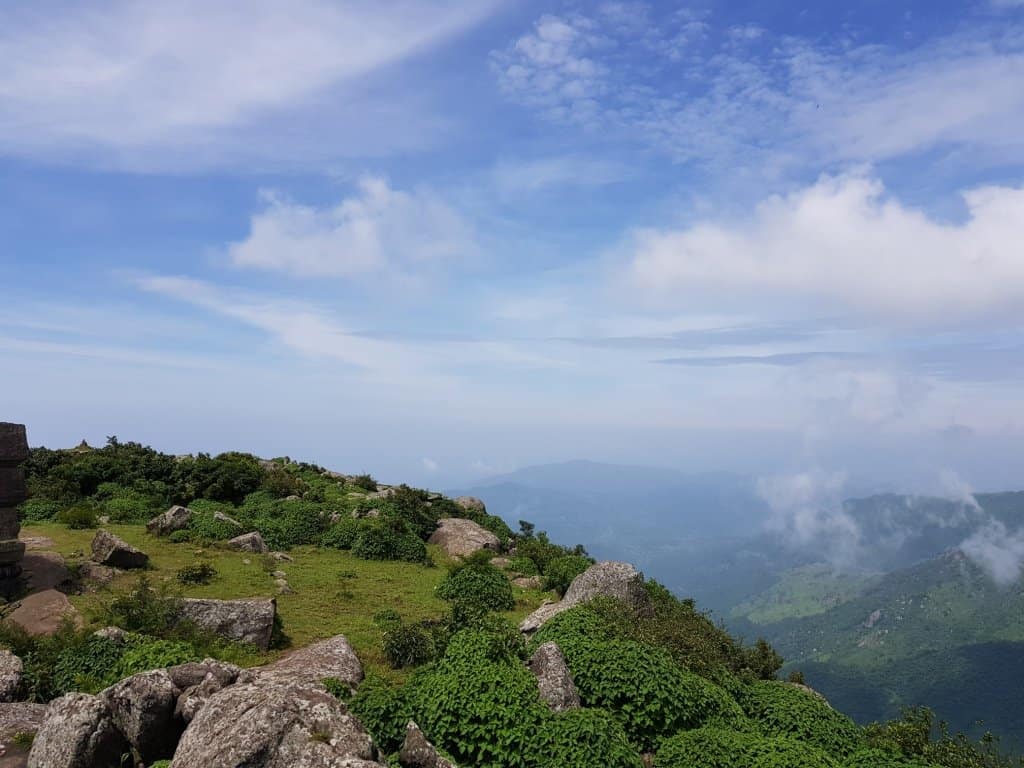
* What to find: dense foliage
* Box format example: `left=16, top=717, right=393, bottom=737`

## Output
left=436, top=559, right=515, bottom=612
left=739, top=681, right=863, bottom=757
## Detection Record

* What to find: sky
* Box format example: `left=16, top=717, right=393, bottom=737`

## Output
left=3, top=0, right=1024, bottom=492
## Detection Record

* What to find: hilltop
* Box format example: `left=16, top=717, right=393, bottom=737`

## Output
left=0, top=437, right=1019, bottom=767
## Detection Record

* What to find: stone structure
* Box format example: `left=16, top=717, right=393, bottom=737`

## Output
left=0, top=423, right=29, bottom=596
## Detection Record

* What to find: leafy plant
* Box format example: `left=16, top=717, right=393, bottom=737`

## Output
left=655, top=727, right=840, bottom=768
left=436, top=561, right=514, bottom=612
left=740, top=680, right=863, bottom=757
left=176, top=562, right=217, bottom=585
left=56, top=504, right=99, bottom=529
left=542, top=554, right=593, bottom=596
left=528, top=708, right=644, bottom=768
left=348, top=674, right=412, bottom=754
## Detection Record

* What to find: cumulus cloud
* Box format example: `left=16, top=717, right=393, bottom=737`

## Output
left=626, top=173, right=1024, bottom=320
left=960, top=520, right=1024, bottom=585
left=228, top=177, right=476, bottom=279
left=0, top=0, right=500, bottom=168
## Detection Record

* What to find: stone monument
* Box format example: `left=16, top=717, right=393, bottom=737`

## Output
left=0, top=423, right=28, bottom=595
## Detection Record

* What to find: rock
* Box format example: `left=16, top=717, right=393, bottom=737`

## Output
left=427, top=518, right=500, bottom=559
left=177, top=598, right=277, bottom=650
left=19, top=551, right=68, bottom=593
left=26, top=693, right=129, bottom=768
left=787, top=682, right=831, bottom=706
left=367, top=488, right=395, bottom=500
left=213, top=511, right=242, bottom=529
left=274, top=579, right=293, bottom=595
left=92, top=627, right=129, bottom=645
left=17, top=536, right=54, bottom=552
left=453, top=496, right=486, bottom=514
left=512, top=576, right=543, bottom=590
left=490, top=557, right=512, bottom=569
left=7, top=590, right=82, bottom=636
left=75, top=562, right=117, bottom=591
left=528, top=642, right=580, bottom=712
left=399, top=721, right=457, bottom=768
left=269, top=552, right=293, bottom=562
left=167, top=660, right=250, bottom=724
left=261, top=635, right=363, bottom=691
left=90, top=530, right=148, bottom=569
left=171, top=677, right=377, bottom=768
left=226, top=532, right=267, bottom=553
left=0, top=701, right=47, bottom=740
left=271, top=570, right=287, bottom=579
left=146, top=505, right=193, bottom=536
left=520, top=561, right=651, bottom=634
left=100, top=669, right=181, bottom=764
left=0, top=652, right=22, bottom=703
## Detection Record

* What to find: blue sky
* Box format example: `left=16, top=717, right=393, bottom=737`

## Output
left=3, top=0, right=1024, bottom=493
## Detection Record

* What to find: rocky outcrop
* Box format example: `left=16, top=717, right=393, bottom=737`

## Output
left=0, top=650, right=22, bottom=703
left=100, top=669, right=181, bottom=764
left=399, top=721, right=457, bottom=768
left=453, top=496, right=486, bottom=514
left=90, top=530, right=149, bottom=569
left=528, top=642, right=580, bottom=712
left=0, top=701, right=47, bottom=740
left=177, top=598, right=277, bottom=650
left=261, top=635, right=363, bottom=691
left=427, top=518, right=500, bottom=559
left=27, top=693, right=129, bottom=768
left=147, top=505, right=193, bottom=536
left=227, top=531, right=267, bottom=553
left=171, top=676, right=379, bottom=768
left=519, top=561, right=651, bottom=633
left=167, top=660, right=251, bottom=724
left=7, top=589, right=83, bottom=636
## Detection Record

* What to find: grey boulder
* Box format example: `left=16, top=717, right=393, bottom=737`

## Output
left=427, top=518, right=499, bottom=559
left=170, top=676, right=378, bottom=768
left=177, top=597, right=277, bottom=650
left=227, top=531, right=267, bottom=553
left=90, top=529, right=149, bottom=569
left=147, top=505, right=193, bottom=536
left=27, top=692, right=129, bottom=768
left=528, top=642, right=580, bottom=712
left=0, top=649, right=23, bottom=702
left=100, top=668, right=181, bottom=764
left=519, top=561, right=651, bottom=633
left=399, top=721, right=457, bottom=768
left=168, top=659, right=252, bottom=723
left=261, top=635, right=363, bottom=692
left=453, top=496, right=486, bottom=514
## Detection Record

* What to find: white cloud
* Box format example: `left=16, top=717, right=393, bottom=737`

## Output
left=0, top=0, right=500, bottom=168
left=626, top=173, right=1024, bottom=319
left=228, top=177, right=476, bottom=278
left=421, top=457, right=439, bottom=472
left=960, top=520, right=1024, bottom=585
left=491, top=155, right=627, bottom=195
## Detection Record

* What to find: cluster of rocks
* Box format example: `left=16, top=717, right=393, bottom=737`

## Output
left=22, top=632, right=464, bottom=768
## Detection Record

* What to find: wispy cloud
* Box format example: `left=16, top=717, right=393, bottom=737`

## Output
left=228, top=177, right=476, bottom=279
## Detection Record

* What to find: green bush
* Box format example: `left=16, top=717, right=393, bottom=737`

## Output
left=18, top=498, right=60, bottom=521
left=655, top=727, right=840, bottom=768
left=348, top=674, right=412, bottom=754
left=351, top=474, right=378, bottom=492
left=382, top=623, right=441, bottom=669
left=741, top=681, right=862, bottom=757
left=321, top=517, right=361, bottom=549
left=49, top=634, right=127, bottom=697
left=114, top=638, right=199, bottom=678
left=167, top=530, right=191, bottom=543
left=176, top=563, right=217, bottom=585
left=436, top=563, right=515, bottom=612
left=542, top=555, right=593, bottom=595
left=508, top=555, right=540, bottom=576
left=408, top=630, right=548, bottom=768
left=843, top=749, right=934, bottom=768
left=553, top=635, right=746, bottom=751
left=99, top=575, right=182, bottom=636
left=103, top=495, right=153, bottom=522
left=528, top=708, right=644, bottom=768
left=185, top=509, right=241, bottom=544
left=56, top=505, right=98, bottom=529
left=352, top=520, right=426, bottom=563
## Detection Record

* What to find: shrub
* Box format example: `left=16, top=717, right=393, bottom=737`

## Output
left=843, top=749, right=934, bottom=768
left=528, top=708, right=644, bottom=768
left=542, top=555, right=592, bottom=596
left=741, top=681, right=862, bottom=757
left=515, top=531, right=586, bottom=574
left=185, top=510, right=241, bottom=544
left=348, top=674, right=412, bottom=754
left=321, top=517, right=361, bottom=549
left=655, top=727, right=840, bottom=768
left=103, top=495, right=153, bottom=522
left=508, top=555, right=539, bottom=576
left=49, top=633, right=127, bottom=697
left=408, top=630, right=548, bottom=768
left=99, top=575, right=181, bottom=636
left=435, top=563, right=515, bottom=612
left=351, top=474, right=378, bottom=492
left=114, top=638, right=199, bottom=678
left=176, top=563, right=217, bottom=585
left=382, top=623, right=441, bottom=669
left=352, top=520, right=426, bottom=563
left=168, top=530, right=191, bottom=543
left=554, top=635, right=746, bottom=751
left=56, top=505, right=98, bottom=529
left=17, top=498, right=60, bottom=522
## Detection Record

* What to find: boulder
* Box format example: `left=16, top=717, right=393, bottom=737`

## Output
left=274, top=579, right=293, bottom=595
left=261, top=635, right=363, bottom=691
left=146, top=505, right=193, bottom=536
left=226, top=531, right=267, bottom=553
left=213, top=511, right=243, bottom=529
left=93, top=626, right=129, bottom=645
left=169, top=660, right=252, bottom=724
left=453, top=496, right=486, bottom=513
left=171, top=676, right=378, bottom=768
left=399, top=721, right=457, bottom=768
left=177, top=598, right=277, bottom=650
left=490, top=557, right=512, bottom=569
left=0, top=651, right=22, bottom=703
left=75, top=562, right=117, bottom=592
left=519, top=561, right=651, bottom=633
left=0, top=701, right=47, bottom=740
left=7, top=590, right=83, bottom=636
left=427, top=518, right=499, bottom=559
left=100, top=669, right=181, bottom=764
left=512, top=576, right=543, bottom=590
left=528, top=642, right=580, bottom=712
left=26, top=693, right=129, bottom=768
left=90, top=530, right=148, bottom=569
left=20, top=551, right=69, bottom=593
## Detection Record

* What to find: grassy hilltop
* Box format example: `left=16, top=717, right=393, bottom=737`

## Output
left=6, top=437, right=1021, bottom=768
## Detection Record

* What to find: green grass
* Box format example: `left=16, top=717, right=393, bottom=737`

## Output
left=22, top=521, right=554, bottom=679
left=730, top=564, right=880, bottom=625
